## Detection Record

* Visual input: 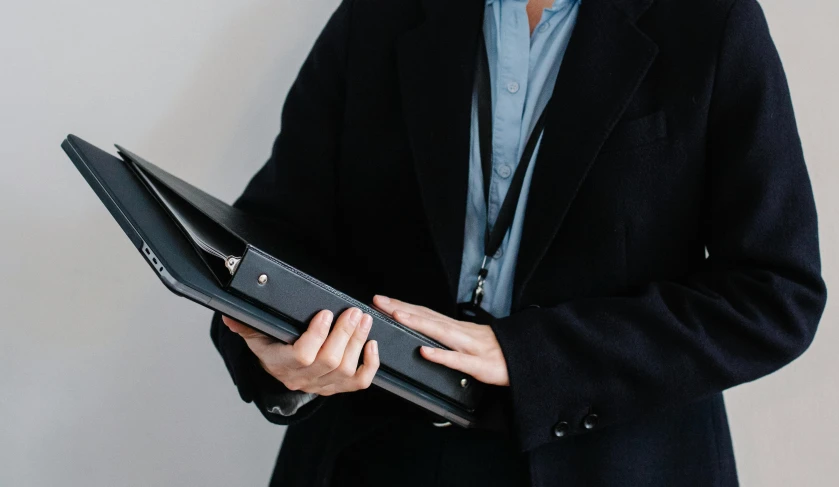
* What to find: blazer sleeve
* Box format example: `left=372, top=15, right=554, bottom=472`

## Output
left=490, top=0, right=828, bottom=452
left=210, top=0, right=354, bottom=426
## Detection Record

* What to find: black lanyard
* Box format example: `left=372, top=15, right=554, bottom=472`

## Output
left=464, top=33, right=551, bottom=316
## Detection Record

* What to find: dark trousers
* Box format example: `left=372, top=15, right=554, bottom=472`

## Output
left=328, top=420, right=528, bottom=487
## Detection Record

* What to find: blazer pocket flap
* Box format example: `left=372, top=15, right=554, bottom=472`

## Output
left=601, top=110, right=668, bottom=152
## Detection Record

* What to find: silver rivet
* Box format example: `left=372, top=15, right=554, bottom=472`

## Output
left=257, top=274, right=268, bottom=285
left=460, top=378, right=469, bottom=388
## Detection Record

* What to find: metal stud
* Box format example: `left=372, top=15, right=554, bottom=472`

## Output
left=460, top=378, right=469, bottom=388
left=257, top=274, right=269, bottom=285
left=225, top=256, right=242, bottom=275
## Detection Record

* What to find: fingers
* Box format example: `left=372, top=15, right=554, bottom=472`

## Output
left=373, top=295, right=447, bottom=321
left=221, top=315, right=277, bottom=355
left=354, top=340, right=380, bottom=389
left=222, top=315, right=266, bottom=338
left=224, top=308, right=381, bottom=395
left=315, top=312, right=372, bottom=383
left=328, top=340, right=380, bottom=395
left=420, top=346, right=481, bottom=378
left=392, top=310, right=473, bottom=351
left=287, top=310, right=334, bottom=368
left=340, top=313, right=373, bottom=375
left=311, top=308, right=364, bottom=376
left=317, top=334, right=379, bottom=395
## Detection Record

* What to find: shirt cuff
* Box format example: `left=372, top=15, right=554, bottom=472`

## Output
left=264, top=392, right=320, bottom=417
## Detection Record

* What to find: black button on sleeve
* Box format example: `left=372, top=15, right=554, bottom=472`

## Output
left=583, top=413, right=599, bottom=430
left=553, top=421, right=569, bottom=437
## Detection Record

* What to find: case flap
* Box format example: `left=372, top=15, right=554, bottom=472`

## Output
left=117, top=145, right=282, bottom=252
left=229, top=245, right=482, bottom=411
left=62, top=134, right=479, bottom=426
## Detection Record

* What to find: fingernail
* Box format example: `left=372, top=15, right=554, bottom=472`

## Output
left=360, top=314, right=372, bottom=332
left=396, top=311, right=410, bottom=320
left=322, top=310, right=334, bottom=322
left=377, top=295, right=390, bottom=304
left=421, top=346, right=434, bottom=355
left=371, top=341, right=379, bottom=355
left=350, top=308, right=362, bottom=325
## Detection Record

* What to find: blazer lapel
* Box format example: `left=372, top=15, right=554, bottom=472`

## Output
left=396, top=0, right=486, bottom=301
left=513, top=0, right=659, bottom=307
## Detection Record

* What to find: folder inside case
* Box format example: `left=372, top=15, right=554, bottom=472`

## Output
left=68, top=141, right=484, bottom=415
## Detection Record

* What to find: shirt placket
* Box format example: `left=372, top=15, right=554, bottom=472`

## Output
left=488, top=0, right=530, bottom=229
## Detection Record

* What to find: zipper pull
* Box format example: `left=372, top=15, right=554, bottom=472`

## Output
left=225, top=256, right=242, bottom=275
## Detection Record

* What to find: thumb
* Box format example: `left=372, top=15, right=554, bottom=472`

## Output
left=222, top=316, right=274, bottom=350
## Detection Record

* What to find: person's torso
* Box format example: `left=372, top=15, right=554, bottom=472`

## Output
left=274, top=1, right=744, bottom=486
left=331, top=0, right=724, bottom=316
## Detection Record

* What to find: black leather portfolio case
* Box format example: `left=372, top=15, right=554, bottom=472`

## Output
left=62, top=134, right=482, bottom=427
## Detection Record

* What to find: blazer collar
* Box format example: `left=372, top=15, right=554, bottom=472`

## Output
left=396, top=0, right=658, bottom=307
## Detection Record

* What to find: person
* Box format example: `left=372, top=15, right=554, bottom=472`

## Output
left=211, top=0, right=827, bottom=485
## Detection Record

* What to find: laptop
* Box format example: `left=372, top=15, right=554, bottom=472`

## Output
left=61, top=134, right=480, bottom=427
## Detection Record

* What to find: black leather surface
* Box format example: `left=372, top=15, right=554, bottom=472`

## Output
left=130, top=160, right=244, bottom=284
left=122, top=147, right=366, bottom=291
left=63, top=135, right=481, bottom=422
left=230, top=246, right=481, bottom=410
left=119, top=146, right=294, bottom=256
left=119, top=143, right=482, bottom=410
left=62, top=135, right=300, bottom=338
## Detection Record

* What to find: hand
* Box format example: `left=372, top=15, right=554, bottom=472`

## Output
left=221, top=308, right=379, bottom=396
left=372, top=295, right=509, bottom=386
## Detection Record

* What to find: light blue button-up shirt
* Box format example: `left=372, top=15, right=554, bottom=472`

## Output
left=271, top=0, right=581, bottom=417
left=457, top=0, right=580, bottom=318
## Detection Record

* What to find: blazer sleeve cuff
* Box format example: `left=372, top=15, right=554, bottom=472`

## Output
left=211, top=312, right=326, bottom=425
left=490, top=308, right=599, bottom=452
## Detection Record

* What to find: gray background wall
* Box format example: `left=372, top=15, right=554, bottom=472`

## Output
left=0, top=0, right=835, bottom=485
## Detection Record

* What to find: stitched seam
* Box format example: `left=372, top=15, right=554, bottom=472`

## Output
left=623, top=221, right=630, bottom=288
left=247, top=246, right=448, bottom=349
left=332, top=0, right=355, bottom=257
left=705, top=0, right=741, bottom=162
left=702, top=0, right=742, bottom=263
left=516, top=44, right=658, bottom=303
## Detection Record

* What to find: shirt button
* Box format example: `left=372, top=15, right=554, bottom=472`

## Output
left=495, top=164, right=512, bottom=179
left=538, top=22, right=550, bottom=33
left=493, top=248, right=504, bottom=259
left=553, top=421, right=569, bottom=437
left=506, top=81, right=520, bottom=94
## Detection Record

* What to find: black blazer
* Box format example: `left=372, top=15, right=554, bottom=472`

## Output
left=210, top=0, right=827, bottom=485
